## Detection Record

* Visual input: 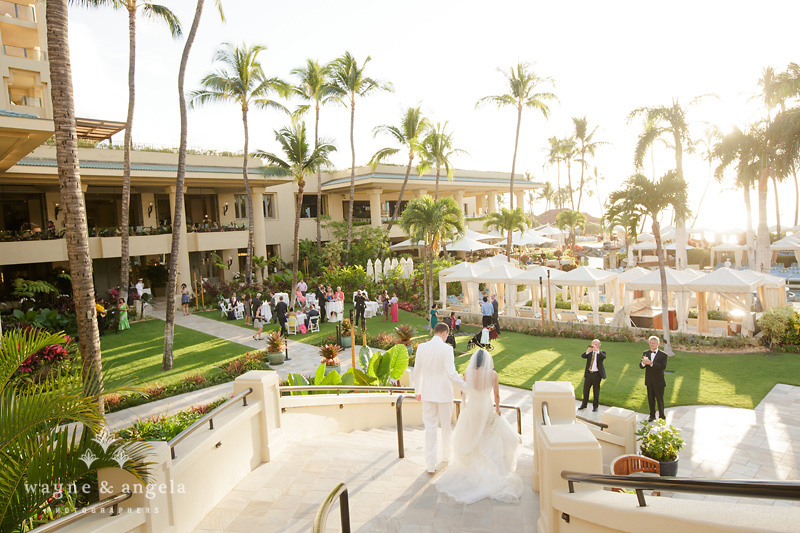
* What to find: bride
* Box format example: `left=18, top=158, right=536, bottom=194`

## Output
left=433, top=348, right=523, bottom=504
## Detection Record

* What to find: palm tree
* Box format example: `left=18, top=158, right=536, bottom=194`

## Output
left=691, top=125, right=723, bottom=227
left=189, top=43, right=288, bottom=285
left=45, top=0, right=104, bottom=397
left=555, top=209, right=587, bottom=252
left=400, top=196, right=464, bottom=310
left=78, top=0, right=181, bottom=302
left=369, top=106, right=430, bottom=232
left=771, top=107, right=800, bottom=228
left=561, top=137, right=578, bottom=210
left=629, top=98, right=704, bottom=270
left=546, top=136, right=565, bottom=192
left=162, top=0, right=225, bottom=371
left=477, top=63, right=556, bottom=208
left=329, top=52, right=392, bottom=252
left=257, top=120, right=335, bottom=308
left=606, top=172, right=690, bottom=354
left=572, top=116, right=606, bottom=212
left=0, top=328, right=151, bottom=530
left=417, top=122, right=466, bottom=200
left=536, top=181, right=555, bottom=215
left=484, top=207, right=529, bottom=261
left=291, top=59, right=339, bottom=253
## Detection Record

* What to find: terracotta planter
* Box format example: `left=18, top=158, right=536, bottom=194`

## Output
left=266, top=350, right=285, bottom=366
left=658, top=458, right=679, bottom=477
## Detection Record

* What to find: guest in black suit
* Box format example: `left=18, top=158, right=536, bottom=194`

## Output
left=578, top=339, right=606, bottom=412
left=640, top=335, right=668, bottom=421
left=306, top=305, right=320, bottom=329
left=275, top=295, right=289, bottom=336
left=491, top=294, right=500, bottom=333
left=354, top=290, right=367, bottom=328
left=315, top=285, right=326, bottom=322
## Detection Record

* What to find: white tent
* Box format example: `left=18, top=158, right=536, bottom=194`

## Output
left=555, top=267, right=618, bottom=325
left=479, top=263, right=525, bottom=316
left=710, top=243, right=749, bottom=268
left=637, top=233, right=655, bottom=242
left=611, top=267, right=652, bottom=327
left=440, top=262, right=490, bottom=312
left=484, top=229, right=507, bottom=240
left=632, top=241, right=656, bottom=251
left=475, top=255, right=519, bottom=268
left=684, top=267, right=765, bottom=336
left=510, top=231, right=553, bottom=247
left=389, top=238, right=424, bottom=251
left=512, top=266, right=564, bottom=317
left=446, top=235, right=500, bottom=252
left=626, top=268, right=703, bottom=332
left=664, top=242, right=695, bottom=251
left=536, top=224, right=564, bottom=236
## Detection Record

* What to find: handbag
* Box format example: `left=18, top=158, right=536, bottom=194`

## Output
left=299, top=323, right=307, bottom=334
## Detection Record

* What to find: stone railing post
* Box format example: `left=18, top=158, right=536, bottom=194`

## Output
left=532, top=381, right=575, bottom=492
left=234, top=371, right=286, bottom=462
left=601, top=406, right=638, bottom=456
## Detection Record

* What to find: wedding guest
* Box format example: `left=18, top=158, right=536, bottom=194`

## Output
left=390, top=293, right=399, bottom=323
left=117, top=298, right=130, bottom=331
left=181, top=283, right=191, bottom=316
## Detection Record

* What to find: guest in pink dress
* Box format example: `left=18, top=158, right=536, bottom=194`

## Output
left=389, top=293, right=399, bottom=323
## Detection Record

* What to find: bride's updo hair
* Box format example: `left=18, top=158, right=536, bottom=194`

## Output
left=474, top=349, right=486, bottom=369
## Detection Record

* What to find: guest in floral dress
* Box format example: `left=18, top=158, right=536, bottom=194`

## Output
left=117, top=298, right=130, bottom=331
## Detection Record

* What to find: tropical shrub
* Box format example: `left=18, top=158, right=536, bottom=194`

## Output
left=687, top=309, right=730, bottom=321
left=635, top=419, right=685, bottom=462
left=265, top=331, right=287, bottom=353
left=758, top=305, right=800, bottom=349
left=370, top=332, right=397, bottom=351
left=599, top=303, right=615, bottom=312
left=116, top=396, right=229, bottom=442
left=394, top=324, right=415, bottom=345
left=322, top=265, right=375, bottom=296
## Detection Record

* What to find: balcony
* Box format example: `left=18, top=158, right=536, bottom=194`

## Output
left=0, top=1, right=35, bottom=22
left=9, top=94, right=42, bottom=107
left=3, top=43, right=45, bottom=60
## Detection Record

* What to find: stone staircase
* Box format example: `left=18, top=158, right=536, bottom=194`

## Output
left=193, top=424, right=539, bottom=532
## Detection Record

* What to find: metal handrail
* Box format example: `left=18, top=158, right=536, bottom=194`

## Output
left=168, top=387, right=253, bottom=459
left=30, top=492, right=131, bottom=533
left=576, top=414, right=609, bottom=431
left=562, top=471, right=800, bottom=508
left=312, top=482, right=351, bottom=533
left=542, top=401, right=551, bottom=425
left=396, top=394, right=410, bottom=458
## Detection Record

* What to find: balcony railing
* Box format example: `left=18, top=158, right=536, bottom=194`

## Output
left=0, top=0, right=36, bottom=22
left=3, top=43, right=45, bottom=60
left=10, top=94, right=42, bottom=107
left=186, top=222, right=245, bottom=234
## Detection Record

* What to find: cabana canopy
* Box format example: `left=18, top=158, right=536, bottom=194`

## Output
left=711, top=242, right=748, bottom=267
left=464, top=228, right=495, bottom=241
left=389, top=238, right=424, bottom=251
left=637, top=233, right=655, bottom=242
left=535, top=224, right=564, bottom=236
left=617, top=267, right=651, bottom=282
left=446, top=236, right=500, bottom=252
left=475, top=255, right=519, bottom=268
left=625, top=268, right=702, bottom=292
left=556, top=266, right=618, bottom=286
left=441, top=262, right=489, bottom=281
left=683, top=267, right=765, bottom=293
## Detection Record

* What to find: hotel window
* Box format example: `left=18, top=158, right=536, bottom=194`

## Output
left=299, top=195, right=325, bottom=218
left=234, top=194, right=248, bottom=219
left=263, top=194, right=276, bottom=219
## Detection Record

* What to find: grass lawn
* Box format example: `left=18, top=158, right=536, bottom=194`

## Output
left=452, top=331, right=800, bottom=411
left=100, top=319, right=254, bottom=388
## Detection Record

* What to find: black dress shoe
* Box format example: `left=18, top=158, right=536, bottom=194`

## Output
left=577, top=406, right=586, bottom=411
left=647, top=416, right=655, bottom=422
left=592, top=408, right=598, bottom=412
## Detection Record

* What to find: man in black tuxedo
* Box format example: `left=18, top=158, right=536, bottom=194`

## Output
left=640, top=335, right=668, bottom=421
left=275, top=295, right=289, bottom=336
left=354, top=290, right=367, bottom=328
left=578, top=339, right=606, bottom=412
left=315, top=285, right=326, bottom=322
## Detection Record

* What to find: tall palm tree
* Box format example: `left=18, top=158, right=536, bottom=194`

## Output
left=329, top=52, right=392, bottom=252
left=0, top=329, right=151, bottom=530
left=555, top=209, right=587, bottom=252
left=369, top=106, right=430, bottom=232
left=546, top=136, right=565, bottom=192
left=189, top=43, right=288, bottom=285
left=291, top=59, right=339, bottom=253
left=484, top=207, right=529, bottom=261
left=417, top=122, right=466, bottom=200
left=477, top=62, right=556, bottom=208
left=606, top=172, right=690, bottom=354
left=257, top=120, right=335, bottom=308
left=629, top=98, right=703, bottom=270
left=78, top=0, right=181, bottom=302
left=691, top=125, right=723, bottom=227
left=400, top=196, right=464, bottom=310
left=771, top=107, right=800, bottom=229
left=536, top=181, right=555, bottom=215
left=162, top=0, right=225, bottom=371
left=572, top=116, right=607, bottom=212
left=45, top=0, right=104, bottom=397
left=561, top=137, right=578, bottom=210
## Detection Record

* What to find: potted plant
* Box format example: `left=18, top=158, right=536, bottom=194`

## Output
left=319, top=344, right=342, bottom=375
left=265, top=331, right=286, bottom=366
left=395, top=324, right=416, bottom=356
left=635, top=419, right=685, bottom=477
left=340, top=319, right=352, bottom=348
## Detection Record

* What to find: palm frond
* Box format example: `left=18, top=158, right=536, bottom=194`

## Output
left=141, top=3, right=182, bottom=37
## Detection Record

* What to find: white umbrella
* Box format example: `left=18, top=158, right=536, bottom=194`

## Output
left=637, top=233, right=655, bottom=242
left=475, top=255, right=518, bottom=268
left=405, top=257, right=414, bottom=278
left=391, top=257, right=399, bottom=270
left=366, top=259, right=374, bottom=279
left=383, top=257, right=392, bottom=277
left=446, top=236, right=500, bottom=252
left=374, top=258, right=383, bottom=281
left=389, top=238, right=424, bottom=251
left=535, top=224, right=564, bottom=236
left=465, top=228, right=495, bottom=241
left=484, top=229, right=507, bottom=240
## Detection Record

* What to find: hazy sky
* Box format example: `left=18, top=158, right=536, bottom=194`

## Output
left=67, top=0, right=800, bottom=231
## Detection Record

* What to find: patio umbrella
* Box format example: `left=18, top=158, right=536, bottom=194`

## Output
left=389, top=238, right=424, bottom=251
left=464, top=228, right=495, bottom=241
left=446, top=236, right=500, bottom=252
left=535, top=224, right=564, bottom=236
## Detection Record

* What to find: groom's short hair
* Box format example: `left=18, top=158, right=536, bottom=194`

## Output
left=433, top=323, right=449, bottom=335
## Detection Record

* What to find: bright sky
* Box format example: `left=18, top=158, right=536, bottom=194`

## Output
left=67, top=0, right=800, bottom=232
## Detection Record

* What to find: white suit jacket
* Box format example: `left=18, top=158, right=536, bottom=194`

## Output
left=413, top=336, right=466, bottom=403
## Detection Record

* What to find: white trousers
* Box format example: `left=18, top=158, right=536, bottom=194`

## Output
left=422, top=401, right=453, bottom=469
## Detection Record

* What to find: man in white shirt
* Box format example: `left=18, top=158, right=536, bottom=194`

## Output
left=578, top=339, right=607, bottom=412
left=413, top=323, right=467, bottom=473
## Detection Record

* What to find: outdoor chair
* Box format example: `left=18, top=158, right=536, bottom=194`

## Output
left=287, top=316, right=297, bottom=335
left=219, top=301, right=227, bottom=318
left=234, top=302, right=244, bottom=320
left=309, top=316, right=320, bottom=333
left=610, top=454, right=661, bottom=495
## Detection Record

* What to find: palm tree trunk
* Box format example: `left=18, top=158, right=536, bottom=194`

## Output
left=652, top=220, right=672, bottom=355
left=346, top=95, right=356, bottom=252
left=509, top=106, right=522, bottom=209
left=119, top=7, right=136, bottom=303
left=566, top=160, right=575, bottom=210
left=744, top=183, right=755, bottom=267
left=422, top=243, right=429, bottom=310
left=673, top=138, right=687, bottom=270
left=163, top=0, right=205, bottom=371
left=576, top=146, right=586, bottom=212
left=242, top=107, right=254, bottom=285
left=771, top=175, right=782, bottom=239
left=435, top=166, right=441, bottom=200
left=291, top=177, right=305, bottom=308
left=793, top=167, right=799, bottom=227
left=506, top=231, right=512, bottom=262
left=46, top=0, right=104, bottom=402
left=385, top=151, right=413, bottom=233
left=315, top=101, right=322, bottom=253
left=756, top=167, right=771, bottom=273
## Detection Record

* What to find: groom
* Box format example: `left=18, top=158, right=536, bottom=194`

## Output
left=414, top=323, right=467, bottom=474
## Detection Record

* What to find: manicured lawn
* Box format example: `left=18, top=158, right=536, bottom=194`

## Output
left=100, top=319, right=255, bottom=388
left=452, top=331, right=800, bottom=411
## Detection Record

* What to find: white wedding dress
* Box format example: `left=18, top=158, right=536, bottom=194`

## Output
left=433, top=349, right=523, bottom=504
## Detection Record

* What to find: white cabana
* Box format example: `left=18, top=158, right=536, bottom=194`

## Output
left=637, top=233, right=655, bottom=242
left=484, top=229, right=507, bottom=240
left=479, top=263, right=525, bottom=316
left=664, top=242, right=695, bottom=251
left=611, top=267, right=652, bottom=327
left=446, top=236, right=500, bottom=252
left=632, top=241, right=656, bottom=251
left=684, top=267, right=765, bottom=336
left=770, top=235, right=800, bottom=265
left=555, top=267, right=619, bottom=325
left=512, top=266, right=564, bottom=318
left=475, top=255, right=519, bottom=268
left=626, top=268, right=703, bottom=332
left=710, top=243, right=749, bottom=268
left=440, top=262, right=490, bottom=312
left=510, top=231, right=553, bottom=247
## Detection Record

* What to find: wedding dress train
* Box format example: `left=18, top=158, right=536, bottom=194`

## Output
left=433, top=349, right=523, bottom=504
